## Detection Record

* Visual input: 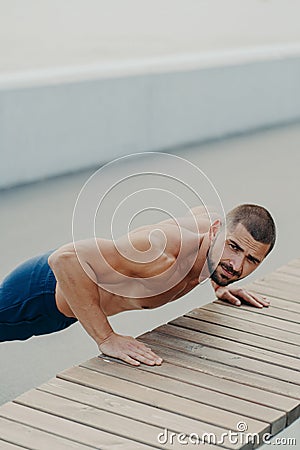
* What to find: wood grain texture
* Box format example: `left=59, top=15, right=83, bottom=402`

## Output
left=215, top=298, right=300, bottom=321
left=56, top=366, right=266, bottom=438
left=231, top=290, right=300, bottom=314
left=13, top=389, right=226, bottom=449
left=80, top=357, right=299, bottom=424
left=0, top=258, right=299, bottom=449
left=171, top=316, right=300, bottom=358
left=40, top=377, right=261, bottom=448
left=71, top=360, right=285, bottom=434
left=150, top=324, right=300, bottom=371
left=277, top=265, right=300, bottom=278
left=248, top=281, right=300, bottom=303
left=140, top=332, right=300, bottom=385
left=0, top=401, right=153, bottom=449
left=0, top=441, right=26, bottom=450
left=185, top=309, right=299, bottom=346
left=200, top=303, right=300, bottom=334
left=134, top=340, right=300, bottom=399
left=0, top=416, right=93, bottom=450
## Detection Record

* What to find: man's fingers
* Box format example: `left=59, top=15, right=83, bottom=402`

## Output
left=240, top=291, right=264, bottom=308
left=222, top=291, right=242, bottom=306
left=133, top=343, right=163, bottom=364
left=120, top=353, right=141, bottom=366
left=127, top=351, right=160, bottom=366
left=248, top=291, right=270, bottom=307
left=217, top=287, right=271, bottom=309
left=100, top=334, right=163, bottom=366
left=135, top=342, right=155, bottom=354
left=139, top=348, right=162, bottom=363
left=135, top=340, right=163, bottom=360
left=236, top=289, right=270, bottom=308
left=120, top=350, right=162, bottom=366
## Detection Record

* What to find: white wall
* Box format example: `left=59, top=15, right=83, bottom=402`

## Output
left=1, top=52, right=300, bottom=189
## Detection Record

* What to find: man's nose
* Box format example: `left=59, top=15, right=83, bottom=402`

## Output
left=229, top=254, right=244, bottom=272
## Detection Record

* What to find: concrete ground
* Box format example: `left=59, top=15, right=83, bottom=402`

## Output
left=0, top=122, right=299, bottom=446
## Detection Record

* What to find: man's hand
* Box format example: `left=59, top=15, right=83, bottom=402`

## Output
left=215, top=285, right=270, bottom=308
left=99, top=332, right=163, bottom=366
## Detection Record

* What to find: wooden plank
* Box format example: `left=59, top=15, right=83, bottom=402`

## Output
left=278, top=259, right=300, bottom=268
left=201, top=303, right=300, bottom=334
left=153, top=323, right=300, bottom=371
left=0, top=402, right=152, bottom=450
left=132, top=340, right=300, bottom=399
left=81, top=358, right=299, bottom=425
left=39, top=377, right=264, bottom=448
left=0, top=258, right=299, bottom=450
left=185, top=309, right=300, bottom=346
left=253, top=277, right=300, bottom=296
left=241, top=289, right=300, bottom=314
left=288, top=259, right=300, bottom=268
left=215, top=298, right=300, bottom=322
left=276, top=266, right=300, bottom=278
left=266, top=272, right=300, bottom=286
left=57, top=364, right=285, bottom=435
left=14, top=389, right=228, bottom=450
left=140, top=332, right=300, bottom=385
left=249, top=281, right=299, bottom=303
left=172, top=316, right=300, bottom=358
left=56, top=366, right=268, bottom=445
left=255, top=263, right=300, bottom=285
left=0, top=441, right=26, bottom=450
left=254, top=267, right=300, bottom=283
left=0, top=416, right=93, bottom=450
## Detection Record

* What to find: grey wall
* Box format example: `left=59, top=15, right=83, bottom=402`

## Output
left=1, top=55, right=300, bottom=189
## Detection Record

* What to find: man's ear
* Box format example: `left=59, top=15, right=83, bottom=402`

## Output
left=209, top=219, right=222, bottom=242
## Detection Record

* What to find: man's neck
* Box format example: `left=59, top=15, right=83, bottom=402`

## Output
left=196, top=232, right=211, bottom=283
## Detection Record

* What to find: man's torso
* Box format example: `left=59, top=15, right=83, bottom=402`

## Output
left=55, top=213, right=212, bottom=318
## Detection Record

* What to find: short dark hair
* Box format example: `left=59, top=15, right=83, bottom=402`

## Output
left=226, top=204, right=276, bottom=256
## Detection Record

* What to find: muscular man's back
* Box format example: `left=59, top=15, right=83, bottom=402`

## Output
left=54, top=217, right=210, bottom=318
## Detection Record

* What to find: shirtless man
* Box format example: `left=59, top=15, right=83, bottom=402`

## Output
left=0, top=204, right=276, bottom=366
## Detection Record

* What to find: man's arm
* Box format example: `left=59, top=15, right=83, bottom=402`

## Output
left=48, top=240, right=166, bottom=365
left=210, top=280, right=270, bottom=308
left=49, top=248, right=113, bottom=343
left=48, top=237, right=164, bottom=366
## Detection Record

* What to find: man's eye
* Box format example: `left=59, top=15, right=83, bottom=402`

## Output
left=248, top=257, right=257, bottom=265
left=229, top=243, right=238, bottom=250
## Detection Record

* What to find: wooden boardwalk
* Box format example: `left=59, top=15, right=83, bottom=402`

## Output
left=0, top=260, right=299, bottom=449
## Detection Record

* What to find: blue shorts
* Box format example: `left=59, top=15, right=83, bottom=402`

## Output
left=0, top=250, right=77, bottom=342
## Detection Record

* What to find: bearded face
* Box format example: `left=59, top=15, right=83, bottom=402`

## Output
left=207, top=223, right=270, bottom=286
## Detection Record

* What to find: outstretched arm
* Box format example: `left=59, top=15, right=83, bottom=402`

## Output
left=48, top=238, right=163, bottom=366
left=211, top=280, right=270, bottom=308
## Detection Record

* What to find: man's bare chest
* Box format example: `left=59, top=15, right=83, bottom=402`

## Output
left=99, top=265, right=201, bottom=316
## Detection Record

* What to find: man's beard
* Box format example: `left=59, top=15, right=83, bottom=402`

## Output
left=207, top=253, right=241, bottom=286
